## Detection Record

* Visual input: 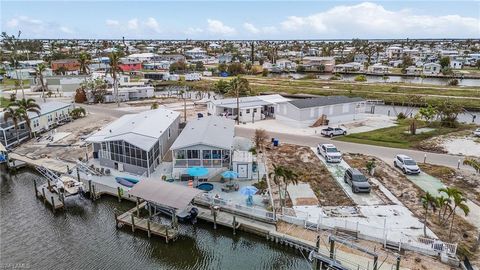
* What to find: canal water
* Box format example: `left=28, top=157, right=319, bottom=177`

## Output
left=0, top=168, right=310, bottom=270
left=269, top=73, right=480, bottom=87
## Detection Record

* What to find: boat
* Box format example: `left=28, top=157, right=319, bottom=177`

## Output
left=115, top=176, right=139, bottom=184
left=116, top=177, right=135, bottom=188
left=148, top=204, right=199, bottom=224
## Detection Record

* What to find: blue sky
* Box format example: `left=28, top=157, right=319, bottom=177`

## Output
left=1, top=1, right=479, bottom=39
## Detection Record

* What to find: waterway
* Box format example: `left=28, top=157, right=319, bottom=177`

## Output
left=0, top=168, right=310, bottom=270
left=269, top=73, right=480, bottom=87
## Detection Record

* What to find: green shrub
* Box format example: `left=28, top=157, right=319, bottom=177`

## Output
left=354, top=75, right=367, bottom=82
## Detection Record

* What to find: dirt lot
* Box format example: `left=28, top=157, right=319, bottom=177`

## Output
left=277, top=221, right=452, bottom=270
left=264, top=144, right=354, bottom=207
left=344, top=153, right=479, bottom=261
left=419, top=163, right=480, bottom=204
left=14, top=113, right=115, bottom=163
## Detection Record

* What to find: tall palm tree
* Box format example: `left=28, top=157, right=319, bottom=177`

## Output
left=35, top=63, right=48, bottom=102
left=78, top=52, right=91, bottom=75
left=436, top=195, right=451, bottom=222
left=10, top=98, right=41, bottom=138
left=269, top=164, right=286, bottom=207
left=448, top=192, right=470, bottom=239
left=108, top=52, right=122, bottom=107
left=227, top=76, right=252, bottom=124
left=3, top=106, right=22, bottom=144
left=438, top=187, right=460, bottom=224
left=420, top=192, right=437, bottom=237
left=282, top=168, right=299, bottom=204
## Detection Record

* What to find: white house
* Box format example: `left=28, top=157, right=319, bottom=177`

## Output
left=0, top=101, right=74, bottom=148
left=185, top=73, right=201, bottom=81
left=450, top=60, right=463, bottom=69
left=87, top=109, right=181, bottom=176
left=333, top=62, right=364, bottom=73
left=276, top=96, right=366, bottom=128
left=170, top=116, right=234, bottom=179
left=207, top=94, right=291, bottom=123
left=185, top=48, right=207, bottom=59
left=423, top=63, right=442, bottom=75
left=386, top=46, right=403, bottom=59
left=367, top=63, right=391, bottom=74
left=125, top=53, right=160, bottom=63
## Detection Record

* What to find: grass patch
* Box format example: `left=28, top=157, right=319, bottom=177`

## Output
left=335, top=120, right=474, bottom=149
left=0, top=97, right=11, bottom=108
left=1, top=78, right=30, bottom=86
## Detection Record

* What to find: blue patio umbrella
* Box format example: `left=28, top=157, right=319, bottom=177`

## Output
left=239, top=186, right=258, bottom=206
left=187, top=166, right=209, bottom=177
left=221, top=171, right=238, bottom=179
left=239, top=186, right=258, bottom=196
left=187, top=166, right=209, bottom=188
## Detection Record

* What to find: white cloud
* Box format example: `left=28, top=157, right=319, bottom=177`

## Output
left=4, top=16, right=75, bottom=37
left=105, top=19, right=119, bottom=27
left=280, top=2, right=480, bottom=38
left=59, top=26, right=74, bottom=34
left=144, top=17, right=161, bottom=33
left=127, top=18, right=139, bottom=30
left=207, top=19, right=236, bottom=35
left=243, top=22, right=260, bottom=34
left=185, top=27, right=204, bottom=35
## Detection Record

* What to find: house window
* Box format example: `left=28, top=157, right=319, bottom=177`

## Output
left=253, top=108, right=257, bottom=113
left=175, top=150, right=186, bottom=159
left=246, top=109, right=250, bottom=114
left=212, top=150, right=222, bottom=159
left=203, top=150, right=211, bottom=159
left=187, top=150, right=200, bottom=159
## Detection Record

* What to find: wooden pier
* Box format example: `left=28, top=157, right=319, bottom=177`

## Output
left=115, top=202, right=178, bottom=243
left=35, top=182, right=64, bottom=212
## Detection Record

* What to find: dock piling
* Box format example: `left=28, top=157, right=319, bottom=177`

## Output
left=147, top=220, right=151, bottom=238
left=165, top=228, right=169, bottom=243
left=315, top=236, right=321, bottom=270
left=34, top=179, right=38, bottom=197
left=136, top=198, right=140, bottom=218
left=232, top=215, right=236, bottom=235
left=42, top=187, right=46, bottom=203
left=51, top=196, right=55, bottom=213
left=131, top=214, right=135, bottom=232
left=47, top=179, right=51, bottom=190
left=88, top=180, right=92, bottom=198
left=92, top=185, right=96, bottom=201
left=213, top=210, right=217, bottom=230
left=76, top=167, right=80, bottom=182
left=117, top=187, right=122, bottom=202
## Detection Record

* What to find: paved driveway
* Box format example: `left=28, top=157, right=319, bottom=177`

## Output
left=236, top=126, right=469, bottom=171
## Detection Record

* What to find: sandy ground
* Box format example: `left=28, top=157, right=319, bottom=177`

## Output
left=346, top=154, right=479, bottom=262
left=422, top=130, right=480, bottom=156
left=13, top=113, right=115, bottom=163
left=240, top=114, right=397, bottom=136
left=264, top=144, right=354, bottom=208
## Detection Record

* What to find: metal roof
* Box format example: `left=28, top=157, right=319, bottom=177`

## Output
left=128, top=180, right=204, bottom=210
left=86, top=109, right=180, bottom=150
left=288, top=96, right=364, bottom=109
left=210, top=94, right=290, bottom=109
left=171, top=116, right=234, bottom=150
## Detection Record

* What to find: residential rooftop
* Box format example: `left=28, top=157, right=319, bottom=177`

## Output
left=288, top=96, right=364, bottom=109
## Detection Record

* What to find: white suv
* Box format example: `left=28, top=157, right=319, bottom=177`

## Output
left=394, top=154, right=421, bottom=175
left=317, top=144, right=342, bottom=163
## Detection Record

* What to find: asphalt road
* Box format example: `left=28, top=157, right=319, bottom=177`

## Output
left=235, top=126, right=470, bottom=171
left=79, top=102, right=471, bottom=171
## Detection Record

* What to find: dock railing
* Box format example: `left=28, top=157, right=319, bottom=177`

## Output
left=277, top=207, right=458, bottom=257
left=194, top=193, right=275, bottom=222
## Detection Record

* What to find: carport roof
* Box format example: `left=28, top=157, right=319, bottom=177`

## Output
left=128, top=180, right=204, bottom=210
left=288, top=96, right=364, bottom=109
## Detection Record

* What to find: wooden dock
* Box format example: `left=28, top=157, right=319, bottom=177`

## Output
left=35, top=183, right=64, bottom=211
left=115, top=202, right=178, bottom=243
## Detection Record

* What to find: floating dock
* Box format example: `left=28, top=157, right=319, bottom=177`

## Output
left=35, top=183, right=64, bottom=212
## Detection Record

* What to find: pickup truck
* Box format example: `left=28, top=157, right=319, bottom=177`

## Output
left=320, top=127, right=347, bottom=137
left=317, top=143, right=342, bottom=163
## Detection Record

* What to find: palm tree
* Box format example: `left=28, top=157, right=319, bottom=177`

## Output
left=10, top=98, right=41, bottom=138
left=108, top=52, right=122, bottom=107
left=282, top=168, right=299, bottom=204
left=227, top=76, right=252, bottom=124
left=3, top=106, right=22, bottom=144
left=35, top=63, right=48, bottom=102
left=269, top=164, right=286, bottom=207
left=436, top=195, right=451, bottom=222
left=78, top=52, right=91, bottom=75
left=448, top=192, right=470, bottom=239
left=463, top=158, right=480, bottom=173
left=438, top=187, right=460, bottom=224
left=420, top=192, right=437, bottom=237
